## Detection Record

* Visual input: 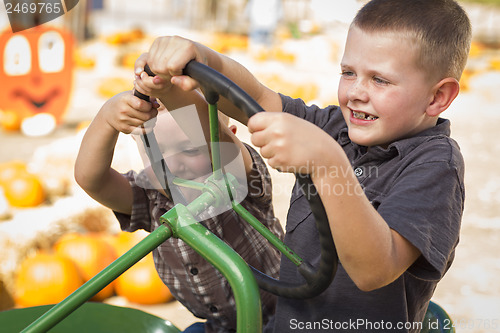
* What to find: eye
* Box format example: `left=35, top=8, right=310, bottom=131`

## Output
left=182, top=147, right=201, bottom=156
left=4, top=35, right=31, bottom=76
left=373, top=76, right=389, bottom=85
left=340, top=70, right=355, bottom=78
left=38, top=31, right=65, bottom=73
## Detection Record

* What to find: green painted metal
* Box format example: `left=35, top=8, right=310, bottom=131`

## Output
left=208, top=103, right=222, bottom=179
left=1, top=303, right=180, bottom=333
left=20, top=225, right=173, bottom=333
left=161, top=205, right=262, bottom=333
left=232, top=202, right=303, bottom=267
left=172, top=177, right=205, bottom=191
left=184, top=191, right=218, bottom=218
left=183, top=173, right=237, bottom=218
left=19, top=172, right=261, bottom=333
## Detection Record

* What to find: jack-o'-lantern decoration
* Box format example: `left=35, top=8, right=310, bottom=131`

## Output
left=0, top=25, right=74, bottom=127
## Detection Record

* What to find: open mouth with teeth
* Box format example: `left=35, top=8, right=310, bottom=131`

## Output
left=352, top=110, right=378, bottom=121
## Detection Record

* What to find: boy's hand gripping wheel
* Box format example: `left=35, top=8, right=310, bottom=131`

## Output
left=134, top=61, right=338, bottom=299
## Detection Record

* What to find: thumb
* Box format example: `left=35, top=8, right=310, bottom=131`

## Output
left=171, top=76, right=200, bottom=91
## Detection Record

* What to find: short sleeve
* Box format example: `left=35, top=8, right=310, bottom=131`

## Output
left=379, top=157, right=464, bottom=280
left=113, top=170, right=153, bottom=232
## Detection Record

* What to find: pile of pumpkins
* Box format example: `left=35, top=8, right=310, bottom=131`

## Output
left=0, top=146, right=173, bottom=309
left=13, top=230, right=174, bottom=308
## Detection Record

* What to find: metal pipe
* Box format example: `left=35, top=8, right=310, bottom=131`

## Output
left=232, top=202, right=303, bottom=267
left=161, top=206, right=262, bottom=333
left=21, top=225, right=173, bottom=333
left=208, top=103, right=222, bottom=180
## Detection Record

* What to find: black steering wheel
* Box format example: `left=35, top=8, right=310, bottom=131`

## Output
left=134, top=60, right=338, bottom=299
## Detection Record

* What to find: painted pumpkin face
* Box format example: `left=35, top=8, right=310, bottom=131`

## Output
left=0, top=26, right=73, bottom=124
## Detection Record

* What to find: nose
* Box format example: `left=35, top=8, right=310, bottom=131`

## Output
left=165, top=155, right=184, bottom=176
left=31, top=73, right=42, bottom=86
left=346, top=78, right=369, bottom=102
left=31, top=64, right=43, bottom=86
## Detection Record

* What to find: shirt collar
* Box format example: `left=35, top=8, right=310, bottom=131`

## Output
left=338, top=118, right=451, bottom=159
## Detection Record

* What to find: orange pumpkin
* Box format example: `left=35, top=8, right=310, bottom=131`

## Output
left=2, top=171, right=45, bottom=208
left=109, top=230, right=149, bottom=256
left=115, top=254, right=174, bottom=305
left=54, top=233, right=118, bottom=301
left=14, top=252, right=84, bottom=307
left=0, top=160, right=27, bottom=186
left=97, top=77, right=131, bottom=99
left=0, top=109, right=22, bottom=131
left=0, top=25, right=74, bottom=125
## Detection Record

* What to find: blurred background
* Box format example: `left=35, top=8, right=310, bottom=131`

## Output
left=0, top=0, right=499, bottom=331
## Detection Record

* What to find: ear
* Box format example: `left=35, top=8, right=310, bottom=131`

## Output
left=229, top=124, right=237, bottom=135
left=426, top=78, right=460, bottom=117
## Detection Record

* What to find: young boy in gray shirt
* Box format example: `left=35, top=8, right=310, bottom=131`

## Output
left=131, top=0, right=470, bottom=331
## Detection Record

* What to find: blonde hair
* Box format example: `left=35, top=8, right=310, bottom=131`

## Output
left=352, top=0, right=471, bottom=81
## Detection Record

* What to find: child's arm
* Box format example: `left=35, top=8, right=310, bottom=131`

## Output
left=134, top=36, right=283, bottom=124
left=74, top=91, right=158, bottom=214
left=248, top=112, right=421, bottom=292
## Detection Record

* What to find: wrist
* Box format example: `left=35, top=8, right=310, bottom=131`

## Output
left=96, top=107, right=122, bottom=137
left=198, top=42, right=222, bottom=71
left=310, top=141, right=354, bottom=187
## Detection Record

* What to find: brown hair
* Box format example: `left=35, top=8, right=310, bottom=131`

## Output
left=352, top=0, right=472, bottom=81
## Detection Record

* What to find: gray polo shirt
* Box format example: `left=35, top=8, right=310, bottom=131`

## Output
left=265, top=95, right=465, bottom=333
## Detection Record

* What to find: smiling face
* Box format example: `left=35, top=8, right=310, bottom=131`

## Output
left=134, top=110, right=213, bottom=186
left=134, top=111, right=213, bottom=203
left=155, top=115, right=213, bottom=182
left=338, top=25, right=438, bottom=148
left=0, top=26, right=73, bottom=123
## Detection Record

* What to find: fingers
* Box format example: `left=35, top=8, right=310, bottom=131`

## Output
left=248, top=112, right=284, bottom=143
left=134, top=73, right=154, bottom=95
left=113, top=92, right=158, bottom=134
left=247, top=112, right=270, bottom=135
left=248, top=112, right=278, bottom=160
left=247, top=112, right=299, bottom=172
left=170, top=76, right=200, bottom=91
left=149, top=96, right=160, bottom=108
left=126, top=91, right=153, bottom=112
left=148, top=36, right=196, bottom=77
left=134, top=52, right=148, bottom=75
left=144, top=36, right=201, bottom=92
left=134, top=72, right=169, bottom=98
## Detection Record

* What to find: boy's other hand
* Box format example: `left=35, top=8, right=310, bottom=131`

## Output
left=134, top=52, right=174, bottom=99
left=102, top=91, right=159, bottom=134
left=136, top=36, right=207, bottom=94
left=248, top=112, right=338, bottom=175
